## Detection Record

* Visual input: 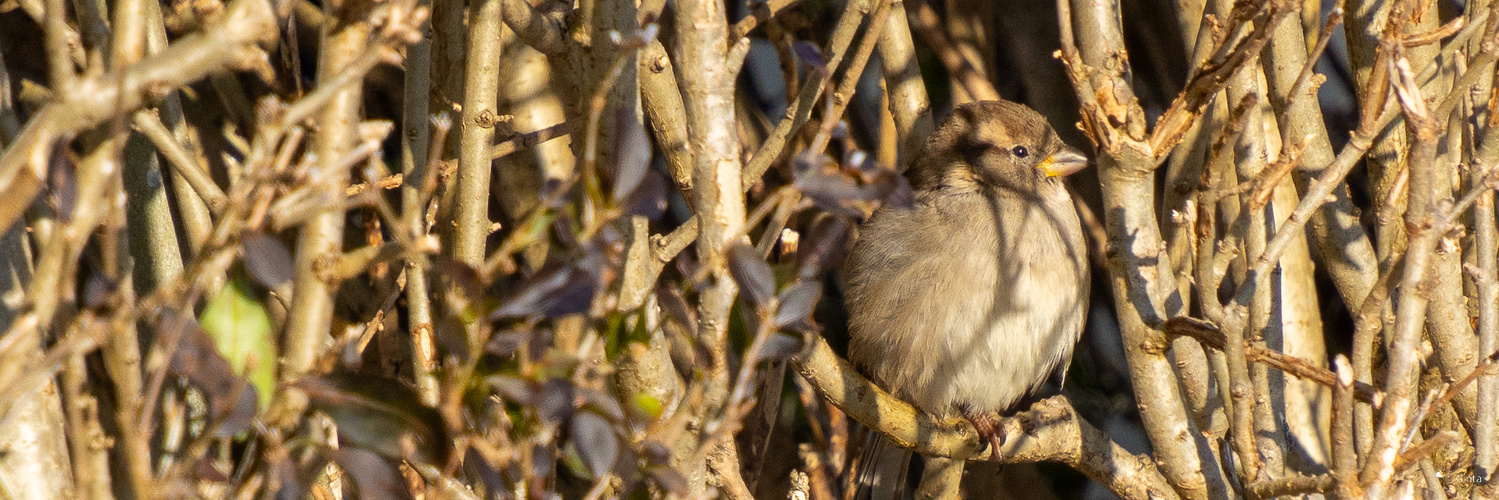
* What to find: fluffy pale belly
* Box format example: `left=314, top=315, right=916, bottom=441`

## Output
left=845, top=194, right=1088, bottom=418
left=862, top=254, right=1084, bottom=416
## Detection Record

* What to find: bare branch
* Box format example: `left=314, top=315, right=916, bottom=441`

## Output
left=1164, top=318, right=1383, bottom=405
left=131, top=111, right=229, bottom=214
left=790, top=335, right=1180, bottom=500
left=906, top=0, right=999, bottom=101
left=1149, top=0, right=1287, bottom=158
left=730, top=0, right=805, bottom=40
left=1363, top=52, right=1441, bottom=497
left=1060, top=0, right=1222, bottom=495
left=0, top=0, right=277, bottom=236
left=499, top=0, right=567, bottom=55
left=876, top=0, right=934, bottom=170
left=639, top=41, right=695, bottom=190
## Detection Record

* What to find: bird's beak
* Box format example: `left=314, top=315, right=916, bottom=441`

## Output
left=1039, top=147, right=1090, bottom=177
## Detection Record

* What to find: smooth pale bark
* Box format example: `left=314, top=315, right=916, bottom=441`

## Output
left=0, top=226, right=72, bottom=499
left=281, top=3, right=368, bottom=396
left=1066, top=0, right=1223, bottom=496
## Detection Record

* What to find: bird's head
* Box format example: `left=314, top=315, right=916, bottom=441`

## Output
left=908, top=100, right=1090, bottom=195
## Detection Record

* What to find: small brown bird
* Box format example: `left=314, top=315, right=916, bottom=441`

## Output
left=844, top=100, right=1090, bottom=498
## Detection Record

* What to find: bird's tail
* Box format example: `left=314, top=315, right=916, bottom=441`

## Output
left=849, top=431, right=913, bottom=500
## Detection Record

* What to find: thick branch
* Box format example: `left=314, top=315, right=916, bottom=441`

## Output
left=672, top=0, right=745, bottom=492
left=790, top=335, right=1179, bottom=500
left=875, top=0, right=934, bottom=170
left=1061, top=0, right=1222, bottom=496
left=279, top=3, right=371, bottom=394
left=454, top=0, right=504, bottom=274
left=499, top=0, right=567, bottom=55
left=1363, top=54, right=1440, bottom=497
left=639, top=40, right=695, bottom=191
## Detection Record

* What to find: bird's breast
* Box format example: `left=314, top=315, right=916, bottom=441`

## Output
left=845, top=191, right=1088, bottom=417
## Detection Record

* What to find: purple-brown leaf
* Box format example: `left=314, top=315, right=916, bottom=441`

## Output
left=625, top=168, right=669, bottom=219
left=612, top=107, right=652, bottom=202
left=241, top=232, right=294, bottom=289
left=297, top=373, right=447, bottom=464
left=160, top=309, right=258, bottom=437
left=650, top=466, right=691, bottom=497
left=489, top=264, right=598, bottom=320
left=760, top=333, right=806, bottom=361
left=570, top=411, right=618, bottom=477
left=774, top=280, right=822, bottom=328
left=327, top=447, right=414, bottom=500
left=796, top=215, right=852, bottom=280
left=728, top=243, right=776, bottom=309
left=793, top=41, right=826, bottom=68
left=538, top=378, right=577, bottom=424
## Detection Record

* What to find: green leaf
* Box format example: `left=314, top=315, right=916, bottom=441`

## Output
left=604, top=313, right=625, bottom=359
left=199, top=278, right=277, bottom=409
left=633, top=393, right=663, bottom=420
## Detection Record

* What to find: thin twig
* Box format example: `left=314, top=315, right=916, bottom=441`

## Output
left=624, top=0, right=874, bottom=301
left=0, top=0, right=277, bottom=236
left=730, top=0, right=806, bottom=40
left=1149, top=0, right=1289, bottom=158
left=132, top=111, right=229, bottom=213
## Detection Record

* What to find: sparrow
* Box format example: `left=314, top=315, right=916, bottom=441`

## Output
left=843, top=100, right=1090, bottom=498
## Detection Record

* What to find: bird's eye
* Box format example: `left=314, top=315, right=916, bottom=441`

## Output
left=1011, top=146, right=1029, bottom=158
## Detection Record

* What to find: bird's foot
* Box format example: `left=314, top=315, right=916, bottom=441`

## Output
left=965, top=412, right=1005, bottom=461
